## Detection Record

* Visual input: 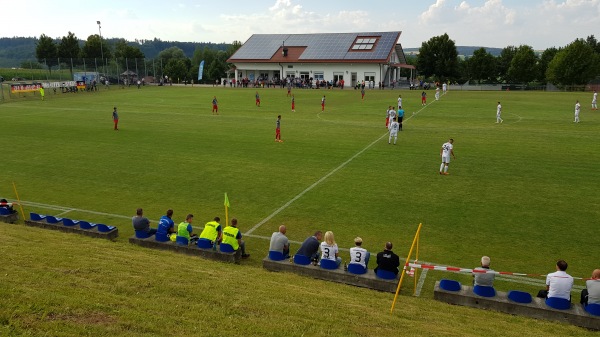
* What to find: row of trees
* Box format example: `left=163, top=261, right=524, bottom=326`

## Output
left=35, top=32, right=241, bottom=83
left=416, top=33, right=600, bottom=87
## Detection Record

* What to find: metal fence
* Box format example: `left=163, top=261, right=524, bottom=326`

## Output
left=2, top=58, right=167, bottom=84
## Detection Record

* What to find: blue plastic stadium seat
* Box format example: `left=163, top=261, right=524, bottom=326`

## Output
left=293, top=255, right=311, bottom=265
left=45, top=215, right=63, bottom=224
left=545, top=297, right=571, bottom=310
left=473, top=285, right=496, bottom=297
left=268, top=251, right=285, bottom=261
left=220, top=243, right=235, bottom=253
left=197, top=238, right=213, bottom=249
left=507, top=290, right=532, bottom=304
left=30, top=213, right=46, bottom=221
left=96, top=224, right=115, bottom=232
left=376, top=269, right=397, bottom=280
left=320, top=259, right=339, bottom=270
left=0, top=208, right=10, bottom=215
left=135, top=230, right=152, bottom=238
left=439, top=279, right=462, bottom=292
left=585, top=303, right=600, bottom=316
left=155, top=232, right=170, bottom=242
left=78, top=221, right=97, bottom=230
left=62, top=218, right=79, bottom=227
left=175, top=236, right=189, bottom=246
left=347, top=263, right=367, bottom=275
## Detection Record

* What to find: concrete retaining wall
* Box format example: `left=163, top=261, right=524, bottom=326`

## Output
left=433, top=281, right=599, bottom=330
left=129, top=236, right=240, bottom=264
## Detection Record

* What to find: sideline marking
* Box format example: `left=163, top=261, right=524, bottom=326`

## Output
left=247, top=99, right=434, bottom=235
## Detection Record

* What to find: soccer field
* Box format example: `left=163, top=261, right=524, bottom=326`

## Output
left=1, top=85, right=599, bottom=280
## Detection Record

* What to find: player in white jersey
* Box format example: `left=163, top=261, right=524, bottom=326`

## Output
left=442, top=82, right=447, bottom=95
left=574, top=100, right=581, bottom=123
left=397, top=95, right=403, bottom=109
left=349, top=237, right=370, bottom=268
left=435, top=86, right=440, bottom=100
left=439, top=138, right=455, bottom=175
left=388, top=118, right=399, bottom=145
left=496, top=102, right=503, bottom=123
left=388, top=108, right=396, bottom=126
left=592, top=91, right=598, bottom=110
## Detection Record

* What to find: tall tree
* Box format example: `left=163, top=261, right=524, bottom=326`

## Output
left=35, top=34, right=58, bottom=72
left=468, top=47, right=496, bottom=84
left=585, top=35, right=600, bottom=54
left=164, top=59, right=189, bottom=83
left=114, top=39, right=145, bottom=70
left=547, top=39, right=600, bottom=86
left=81, top=34, right=112, bottom=60
left=158, top=46, right=186, bottom=65
left=536, top=47, right=558, bottom=82
left=416, top=33, right=459, bottom=82
left=496, top=46, right=517, bottom=82
left=58, top=31, right=81, bottom=75
left=508, top=45, right=537, bottom=84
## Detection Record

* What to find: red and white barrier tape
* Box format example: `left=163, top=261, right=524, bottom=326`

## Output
left=405, top=262, right=594, bottom=281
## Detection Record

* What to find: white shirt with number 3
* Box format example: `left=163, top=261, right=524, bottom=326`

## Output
left=320, top=242, right=338, bottom=261
left=349, top=247, right=368, bottom=267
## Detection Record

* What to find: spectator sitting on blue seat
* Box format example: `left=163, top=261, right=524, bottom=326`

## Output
left=374, top=242, right=400, bottom=276
left=581, top=269, right=600, bottom=306
left=473, top=256, right=495, bottom=287
left=199, top=216, right=223, bottom=247
left=319, top=231, right=342, bottom=267
left=537, top=259, right=574, bottom=301
left=178, top=214, right=199, bottom=244
left=269, top=225, right=290, bottom=259
left=349, top=237, right=370, bottom=269
left=223, top=218, right=250, bottom=258
left=157, top=209, right=176, bottom=236
left=296, top=230, right=322, bottom=263
left=0, top=199, right=17, bottom=214
left=132, top=208, right=157, bottom=235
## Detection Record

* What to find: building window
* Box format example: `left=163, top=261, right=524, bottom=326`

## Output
left=351, top=37, right=378, bottom=51
left=313, top=72, right=324, bottom=81
left=364, top=72, right=375, bottom=82
left=300, top=72, right=310, bottom=80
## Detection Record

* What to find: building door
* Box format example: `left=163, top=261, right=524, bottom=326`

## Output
left=351, top=72, right=357, bottom=88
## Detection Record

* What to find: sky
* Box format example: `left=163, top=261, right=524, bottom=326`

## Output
left=4, top=0, right=600, bottom=50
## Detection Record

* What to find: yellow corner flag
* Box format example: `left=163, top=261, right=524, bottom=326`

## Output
left=224, top=193, right=230, bottom=226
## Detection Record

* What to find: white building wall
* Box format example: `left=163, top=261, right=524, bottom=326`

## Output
left=233, top=62, right=387, bottom=87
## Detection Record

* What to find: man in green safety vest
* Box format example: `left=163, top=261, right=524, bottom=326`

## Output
left=199, top=216, right=223, bottom=247
left=222, top=218, right=250, bottom=258
left=178, top=214, right=198, bottom=244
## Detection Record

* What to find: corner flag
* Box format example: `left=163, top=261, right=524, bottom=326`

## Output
left=224, top=192, right=230, bottom=226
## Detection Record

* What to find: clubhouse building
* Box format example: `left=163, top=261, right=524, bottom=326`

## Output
left=227, top=31, right=414, bottom=88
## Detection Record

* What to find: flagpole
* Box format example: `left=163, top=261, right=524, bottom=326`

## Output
left=224, top=192, right=230, bottom=226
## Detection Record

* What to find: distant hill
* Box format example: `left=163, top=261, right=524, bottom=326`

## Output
left=0, top=37, right=231, bottom=68
left=404, top=46, right=504, bottom=57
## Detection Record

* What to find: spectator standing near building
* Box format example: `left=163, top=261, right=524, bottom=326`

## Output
left=473, top=256, right=495, bottom=287
left=112, top=107, right=119, bottom=130
left=537, top=260, right=574, bottom=301
left=439, top=138, right=455, bottom=175
left=222, top=218, right=250, bottom=258
left=374, top=242, right=400, bottom=276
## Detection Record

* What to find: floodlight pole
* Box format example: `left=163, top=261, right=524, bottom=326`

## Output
left=97, top=21, right=106, bottom=78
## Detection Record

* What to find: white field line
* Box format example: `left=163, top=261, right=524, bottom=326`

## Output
left=246, top=100, right=435, bottom=235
